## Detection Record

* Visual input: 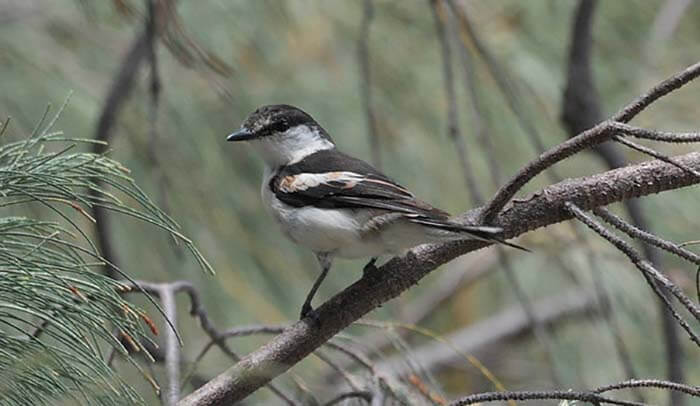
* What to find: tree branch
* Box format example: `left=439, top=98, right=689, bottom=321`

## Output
left=121, top=281, right=296, bottom=405
left=451, top=378, right=700, bottom=405
left=450, top=389, right=643, bottom=406
left=567, top=203, right=700, bottom=342
left=178, top=151, right=700, bottom=405
left=482, top=61, right=700, bottom=223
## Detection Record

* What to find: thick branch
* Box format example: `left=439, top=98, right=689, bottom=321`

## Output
left=482, top=61, right=700, bottom=223
left=179, top=152, right=700, bottom=406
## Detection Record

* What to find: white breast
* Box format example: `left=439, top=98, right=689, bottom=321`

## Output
left=261, top=167, right=391, bottom=258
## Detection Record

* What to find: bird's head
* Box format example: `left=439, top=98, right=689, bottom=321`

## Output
left=227, top=104, right=335, bottom=167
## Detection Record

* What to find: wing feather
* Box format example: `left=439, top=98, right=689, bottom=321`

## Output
left=269, top=150, right=526, bottom=251
left=272, top=171, right=449, bottom=219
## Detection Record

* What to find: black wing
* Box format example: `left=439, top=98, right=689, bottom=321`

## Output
left=271, top=149, right=528, bottom=250
left=272, top=149, right=450, bottom=219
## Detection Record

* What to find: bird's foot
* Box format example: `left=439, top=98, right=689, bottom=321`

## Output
left=299, top=303, right=322, bottom=327
left=405, top=251, right=418, bottom=263
left=363, top=257, right=379, bottom=277
left=299, top=302, right=313, bottom=320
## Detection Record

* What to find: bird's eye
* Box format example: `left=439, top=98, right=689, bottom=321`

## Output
left=267, top=121, right=290, bottom=134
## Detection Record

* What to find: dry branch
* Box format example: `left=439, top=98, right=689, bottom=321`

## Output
left=482, top=61, right=700, bottom=223
left=120, top=281, right=296, bottom=405
left=594, top=208, right=700, bottom=265
left=451, top=378, right=700, bottom=405
left=450, top=389, right=642, bottom=406
left=174, top=56, right=700, bottom=405
left=567, top=203, right=700, bottom=347
left=179, top=151, right=700, bottom=405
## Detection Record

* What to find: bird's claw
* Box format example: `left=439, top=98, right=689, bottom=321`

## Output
left=299, top=303, right=313, bottom=320
left=300, top=304, right=322, bottom=327
left=363, top=258, right=379, bottom=276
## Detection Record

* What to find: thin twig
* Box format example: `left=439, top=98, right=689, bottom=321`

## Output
left=146, top=0, right=161, bottom=167
left=122, top=281, right=297, bottom=405
left=325, top=339, right=377, bottom=375
left=566, top=203, right=700, bottom=347
left=449, top=389, right=643, bottom=406
left=453, top=378, right=700, bottom=405
left=562, top=0, right=604, bottom=135
left=596, top=378, right=700, bottom=397
left=579, top=242, right=641, bottom=396
left=593, top=208, right=700, bottom=265
left=455, top=35, right=499, bottom=188
left=481, top=61, right=700, bottom=223
left=611, top=121, right=700, bottom=143
left=612, top=61, right=700, bottom=123
left=614, top=135, right=700, bottom=177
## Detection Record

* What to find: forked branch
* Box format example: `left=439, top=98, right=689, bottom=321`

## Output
left=179, top=149, right=700, bottom=405
left=180, top=62, right=700, bottom=405
left=480, top=61, right=700, bottom=223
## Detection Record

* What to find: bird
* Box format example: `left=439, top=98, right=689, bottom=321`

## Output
left=227, top=104, right=525, bottom=320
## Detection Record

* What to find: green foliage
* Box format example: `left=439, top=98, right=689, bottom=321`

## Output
left=2, top=1, right=700, bottom=403
left=0, top=103, right=209, bottom=405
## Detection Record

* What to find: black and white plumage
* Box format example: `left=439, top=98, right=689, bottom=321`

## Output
left=227, top=104, right=524, bottom=319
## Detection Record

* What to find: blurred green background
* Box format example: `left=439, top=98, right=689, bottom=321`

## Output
left=2, top=0, right=700, bottom=404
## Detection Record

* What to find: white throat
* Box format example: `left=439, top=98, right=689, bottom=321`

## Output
left=250, top=125, right=334, bottom=168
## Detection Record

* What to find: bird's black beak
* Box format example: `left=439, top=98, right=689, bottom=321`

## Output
left=226, top=127, right=255, bottom=141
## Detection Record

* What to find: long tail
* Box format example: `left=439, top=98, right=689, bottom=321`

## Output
left=410, top=218, right=530, bottom=252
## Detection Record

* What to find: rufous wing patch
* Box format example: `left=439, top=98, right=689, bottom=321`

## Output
left=278, top=172, right=361, bottom=192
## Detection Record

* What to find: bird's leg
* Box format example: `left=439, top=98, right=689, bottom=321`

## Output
left=363, top=257, right=379, bottom=276
left=300, top=253, right=333, bottom=320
